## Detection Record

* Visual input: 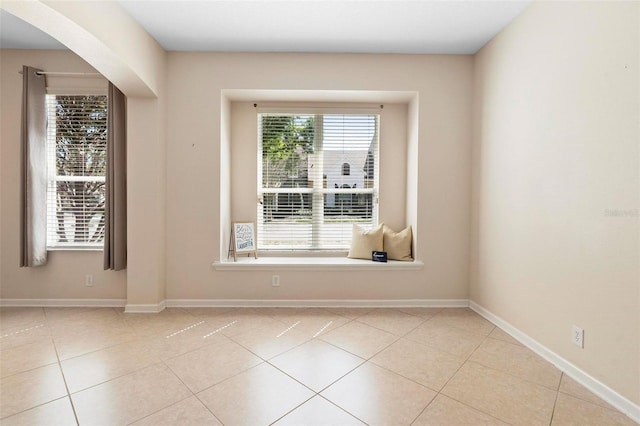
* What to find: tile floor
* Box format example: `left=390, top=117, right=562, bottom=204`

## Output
left=0, top=306, right=635, bottom=425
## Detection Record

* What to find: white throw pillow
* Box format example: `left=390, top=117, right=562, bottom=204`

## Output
left=383, top=225, right=413, bottom=261
left=347, top=223, right=384, bottom=260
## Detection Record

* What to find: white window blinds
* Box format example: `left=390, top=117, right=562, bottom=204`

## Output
left=46, top=94, right=108, bottom=249
left=258, top=112, right=379, bottom=252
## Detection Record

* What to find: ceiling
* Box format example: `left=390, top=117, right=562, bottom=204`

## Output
left=0, top=1, right=532, bottom=54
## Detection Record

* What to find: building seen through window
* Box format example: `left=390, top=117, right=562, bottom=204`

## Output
left=258, top=113, right=379, bottom=251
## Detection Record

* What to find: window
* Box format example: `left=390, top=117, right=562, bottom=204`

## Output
left=46, top=94, right=108, bottom=249
left=257, top=111, right=379, bottom=252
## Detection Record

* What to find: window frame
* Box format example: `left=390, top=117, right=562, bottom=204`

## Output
left=45, top=91, right=108, bottom=251
left=256, top=107, right=380, bottom=254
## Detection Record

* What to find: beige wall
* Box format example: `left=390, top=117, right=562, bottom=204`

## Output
left=1, top=0, right=638, bottom=410
left=0, top=48, right=167, bottom=306
left=471, top=1, right=639, bottom=404
left=0, top=50, right=127, bottom=300
left=166, top=53, right=473, bottom=300
left=1, top=52, right=473, bottom=303
left=1, top=1, right=164, bottom=97
left=229, top=101, right=409, bottom=233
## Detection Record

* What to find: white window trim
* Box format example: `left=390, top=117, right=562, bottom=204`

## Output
left=257, top=108, right=381, bottom=253
left=45, top=92, right=107, bottom=251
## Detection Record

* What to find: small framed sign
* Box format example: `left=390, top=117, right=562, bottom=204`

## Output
left=372, top=251, right=388, bottom=263
left=229, top=222, right=257, bottom=261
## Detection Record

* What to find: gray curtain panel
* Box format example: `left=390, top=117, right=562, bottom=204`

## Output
left=20, top=66, right=48, bottom=267
left=104, top=82, right=127, bottom=270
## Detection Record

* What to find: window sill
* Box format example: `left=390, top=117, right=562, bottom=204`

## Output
left=213, top=257, right=424, bottom=271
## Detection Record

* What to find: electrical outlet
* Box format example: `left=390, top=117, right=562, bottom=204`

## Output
left=85, top=274, right=94, bottom=287
left=272, top=275, right=280, bottom=287
left=572, top=325, right=584, bottom=348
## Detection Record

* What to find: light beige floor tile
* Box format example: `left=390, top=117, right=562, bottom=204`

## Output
left=0, top=308, right=46, bottom=331
left=320, top=320, right=397, bottom=359
left=370, top=337, right=464, bottom=391
left=428, top=309, right=495, bottom=336
left=61, top=339, right=161, bottom=393
left=551, top=393, right=636, bottom=426
left=229, top=320, right=310, bottom=360
left=124, top=308, right=200, bottom=337
left=356, top=308, right=425, bottom=336
left=0, top=340, right=58, bottom=378
left=131, top=396, right=222, bottom=426
left=0, top=323, right=50, bottom=351
left=165, top=334, right=262, bottom=392
left=321, top=362, right=436, bottom=426
left=0, top=364, right=68, bottom=419
left=296, top=315, right=350, bottom=338
left=270, top=339, right=364, bottom=391
left=0, top=307, right=634, bottom=426
left=558, top=374, right=617, bottom=411
left=202, top=310, right=284, bottom=337
left=260, top=307, right=313, bottom=320
left=47, top=310, right=133, bottom=345
left=197, top=363, right=314, bottom=426
left=274, top=395, right=365, bottom=425
left=0, top=397, right=76, bottom=426
left=45, top=307, right=126, bottom=332
left=322, top=308, right=373, bottom=319
left=437, top=308, right=480, bottom=318
left=413, top=394, right=509, bottom=426
left=137, top=321, right=215, bottom=361
left=44, top=306, right=109, bottom=322
left=72, top=363, right=191, bottom=425
left=265, top=307, right=327, bottom=321
left=395, top=307, right=442, bottom=319
left=405, top=321, right=486, bottom=358
left=182, top=307, right=234, bottom=319
left=269, top=309, right=351, bottom=338
left=469, top=338, right=561, bottom=389
left=442, top=362, right=556, bottom=426
left=487, top=326, right=522, bottom=346
left=53, top=326, right=138, bottom=360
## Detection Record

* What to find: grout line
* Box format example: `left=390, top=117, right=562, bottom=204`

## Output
left=140, top=357, right=225, bottom=426
left=263, top=347, right=368, bottom=424
left=2, top=306, right=631, bottom=425
left=317, top=395, right=370, bottom=425
left=549, top=378, right=562, bottom=426
left=155, top=358, right=228, bottom=426
left=193, top=393, right=226, bottom=425
left=268, top=393, right=316, bottom=425
left=44, top=311, right=80, bottom=424
left=49, top=331, right=81, bottom=425
left=408, top=314, right=497, bottom=424
left=409, top=393, right=435, bottom=425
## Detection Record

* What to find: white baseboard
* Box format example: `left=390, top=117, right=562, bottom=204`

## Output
left=0, top=298, right=468, bottom=310
left=469, top=301, right=640, bottom=424
left=165, top=298, right=470, bottom=308
left=124, top=300, right=166, bottom=313
left=0, top=298, right=126, bottom=307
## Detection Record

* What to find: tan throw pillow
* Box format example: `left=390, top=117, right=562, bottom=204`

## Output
left=347, top=223, right=384, bottom=260
left=383, top=225, right=413, bottom=261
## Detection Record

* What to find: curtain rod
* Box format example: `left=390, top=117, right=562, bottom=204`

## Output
left=18, top=70, right=103, bottom=77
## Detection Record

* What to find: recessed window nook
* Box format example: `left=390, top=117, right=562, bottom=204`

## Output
left=217, top=90, right=420, bottom=269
